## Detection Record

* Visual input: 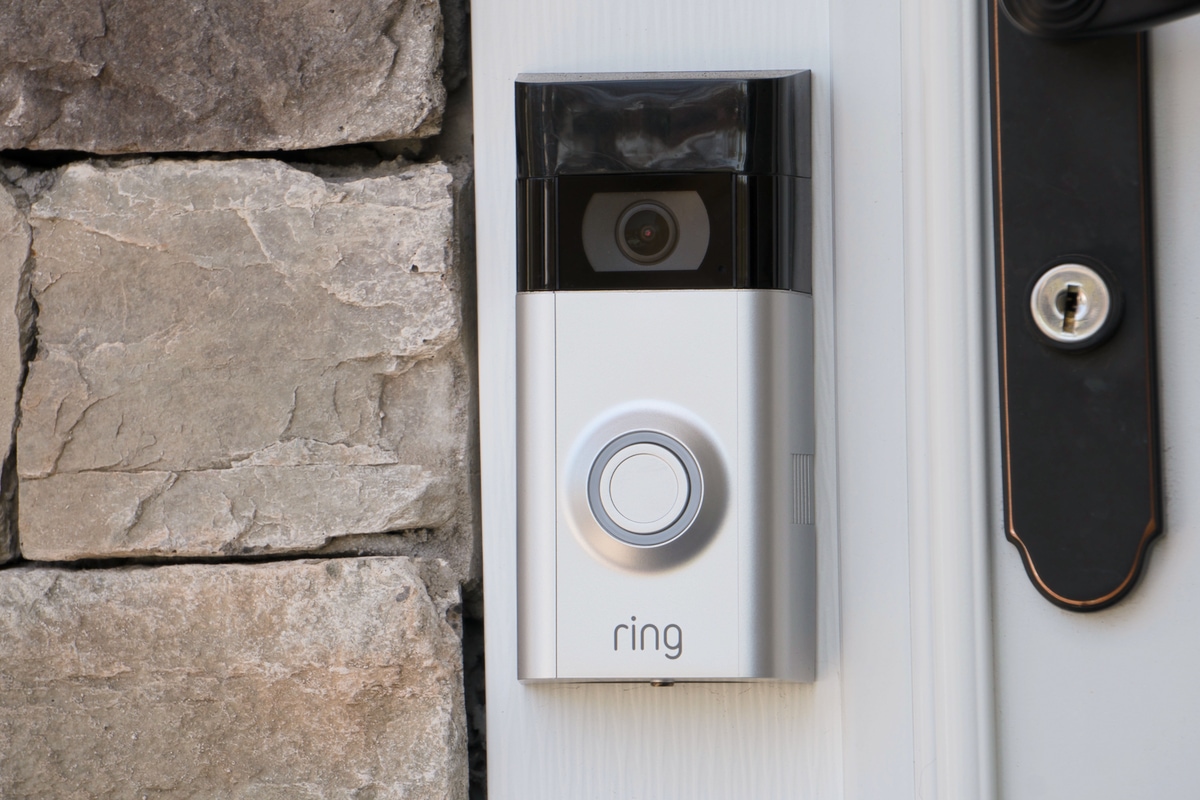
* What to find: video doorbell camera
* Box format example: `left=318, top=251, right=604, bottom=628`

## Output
left=516, top=71, right=815, bottom=682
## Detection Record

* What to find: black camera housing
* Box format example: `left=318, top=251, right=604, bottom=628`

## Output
left=516, top=71, right=812, bottom=293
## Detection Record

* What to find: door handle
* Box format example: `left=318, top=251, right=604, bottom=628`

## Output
left=1001, top=0, right=1200, bottom=37
left=988, top=0, right=1200, bottom=610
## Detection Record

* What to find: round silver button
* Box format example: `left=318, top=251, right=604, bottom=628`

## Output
left=598, top=443, right=690, bottom=534
left=586, top=430, right=704, bottom=548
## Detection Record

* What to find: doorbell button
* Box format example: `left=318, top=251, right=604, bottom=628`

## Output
left=598, top=443, right=690, bottom=533
left=586, top=429, right=705, bottom=548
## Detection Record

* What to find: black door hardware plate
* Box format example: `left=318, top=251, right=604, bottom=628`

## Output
left=989, top=1, right=1162, bottom=610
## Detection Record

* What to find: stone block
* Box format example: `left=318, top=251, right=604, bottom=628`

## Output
left=18, top=158, right=476, bottom=571
left=0, top=557, right=467, bottom=799
left=0, top=0, right=446, bottom=153
left=0, top=180, right=28, bottom=563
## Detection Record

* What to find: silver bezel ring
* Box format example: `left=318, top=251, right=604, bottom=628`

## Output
left=587, top=431, right=703, bottom=547
left=562, top=402, right=729, bottom=573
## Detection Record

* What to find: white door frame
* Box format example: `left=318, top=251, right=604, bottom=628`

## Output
left=472, top=1, right=995, bottom=796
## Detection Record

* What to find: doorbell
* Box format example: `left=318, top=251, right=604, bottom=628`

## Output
left=516, top=71, right=816, bottom=682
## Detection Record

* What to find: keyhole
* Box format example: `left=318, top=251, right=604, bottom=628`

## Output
left=1056, top=283, right=1082, bottom=334
left=1029, top=263, right=1113, bottom=347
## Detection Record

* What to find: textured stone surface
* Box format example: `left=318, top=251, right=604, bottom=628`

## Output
left=0, top=180, right=27, bottom=563
left=19, top=158, right=476, bottom=570
left=0, top=557, right=467, bottom=799
left=0, top=0, right=445, bottom=153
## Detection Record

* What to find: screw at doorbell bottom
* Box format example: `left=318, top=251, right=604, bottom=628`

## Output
left=1030, top=262, right=1117, bottom=348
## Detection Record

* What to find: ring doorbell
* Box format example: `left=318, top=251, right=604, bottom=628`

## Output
left=516, top=71, right=815, bottom=682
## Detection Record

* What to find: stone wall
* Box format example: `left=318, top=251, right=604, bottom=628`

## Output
left=0, top=2, right=477, bottom=798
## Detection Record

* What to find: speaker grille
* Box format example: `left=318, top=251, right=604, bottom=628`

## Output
left=792, top=453, right=814, bottom=526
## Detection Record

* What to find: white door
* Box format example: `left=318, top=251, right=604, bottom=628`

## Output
left=992, top=15, right=1200, bottom=799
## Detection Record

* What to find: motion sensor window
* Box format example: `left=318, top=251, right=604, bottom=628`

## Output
left=516, top=71, right=816, bottom=683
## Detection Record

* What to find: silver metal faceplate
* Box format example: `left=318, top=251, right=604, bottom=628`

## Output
left=517, top=289, right=815, bottom=682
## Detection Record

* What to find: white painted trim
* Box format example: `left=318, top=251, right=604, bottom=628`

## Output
left=472, top=0, right=998, bottom=796
left=828, top=1, right=917, bottom=796
left=899, top=1, right=997, bottom=798
left=471, top=2, right=844, bottom=798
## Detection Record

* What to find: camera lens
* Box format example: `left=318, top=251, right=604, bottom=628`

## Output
left=616, top=201, right=678, bottom=265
